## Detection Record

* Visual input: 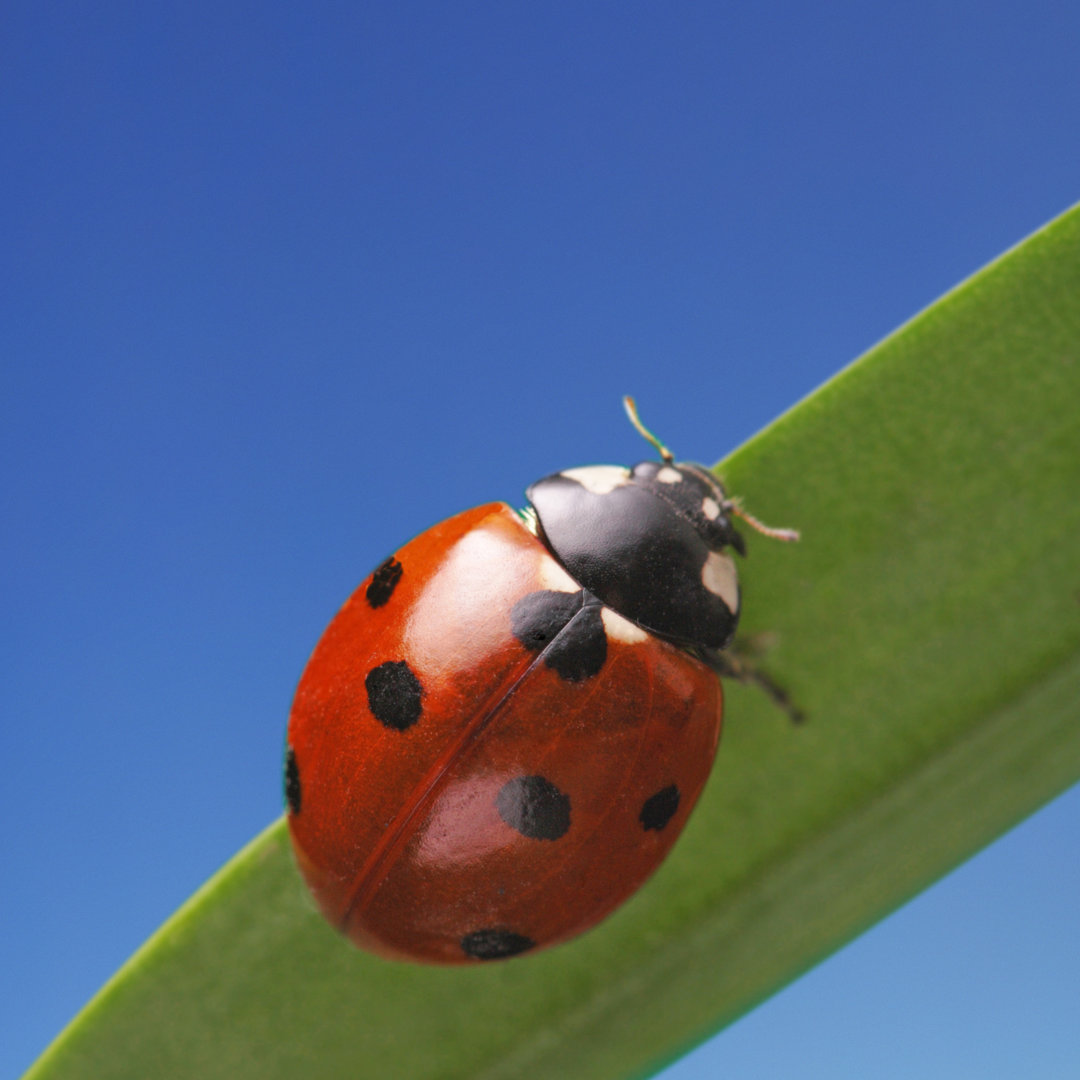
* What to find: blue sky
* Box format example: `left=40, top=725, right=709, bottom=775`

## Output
left=3, top=3, right=1078, bottom=1077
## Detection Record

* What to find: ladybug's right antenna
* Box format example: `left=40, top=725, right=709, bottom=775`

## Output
left=624, top=396, right=800, bottom=544
left=723, top=497, right=801, bottom=543
left=623, top=396, right=675, bottom=463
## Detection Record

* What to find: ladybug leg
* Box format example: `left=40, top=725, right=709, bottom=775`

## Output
left=697, top=640, right=805, bottom=725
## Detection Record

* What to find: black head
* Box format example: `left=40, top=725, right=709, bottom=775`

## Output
left=526, top=456, right=745, bottom=651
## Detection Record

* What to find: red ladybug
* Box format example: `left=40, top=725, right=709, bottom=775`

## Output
left=285, top=399, right=797, bottom=964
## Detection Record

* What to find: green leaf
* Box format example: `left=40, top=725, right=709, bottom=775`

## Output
left=27, top=203, right=1080, bottom=1080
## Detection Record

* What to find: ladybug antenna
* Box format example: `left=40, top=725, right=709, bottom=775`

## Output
left=623, top=396, right=675, bottom=463
left=723, top=496, right=801, bottom=543
left=623, top=397, right=800, bottom=544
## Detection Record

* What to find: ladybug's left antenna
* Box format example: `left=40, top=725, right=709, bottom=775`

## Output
left=623, top=396, right=674, bottom=463
left=623, top=395, right=800, bottom=544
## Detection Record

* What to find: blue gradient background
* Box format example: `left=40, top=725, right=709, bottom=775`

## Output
left=4, top=5, right=1078, bottom=1077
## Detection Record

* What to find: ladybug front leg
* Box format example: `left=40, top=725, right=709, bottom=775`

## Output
left=697, top=637, right=805, bottom=725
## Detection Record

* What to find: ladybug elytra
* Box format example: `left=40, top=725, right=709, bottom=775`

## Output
left=285, top=399, right=797, bottom=964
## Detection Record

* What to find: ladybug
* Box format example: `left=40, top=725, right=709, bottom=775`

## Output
left=285, top=398, right=797, bottom=964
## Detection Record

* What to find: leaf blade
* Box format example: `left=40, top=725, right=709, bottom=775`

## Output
left=27, top=202, right=1080, bottom=1080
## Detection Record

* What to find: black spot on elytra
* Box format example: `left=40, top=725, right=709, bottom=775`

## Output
left=461, top=928, right=536, bottom=961
left=640, top=784, right=680, bottom=831
left=365, top=555, right=403, bottom=608
left=496, top=775, right=571, bottom=840
left=510, top=589, right=606, bottom=681
left=511, top=588, right=579, bottom=649
left=284, top=746, right=301, bottom=815
left=365, top=660, right=423, bottom=731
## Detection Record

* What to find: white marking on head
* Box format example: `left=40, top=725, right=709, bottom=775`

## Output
left=561, top=465, right=631, bottom=495
left=601, top=607, right=649, bottom=644
left=702, top=496, right=721, bottom=520
left=701, top=551, right=739, bottom=612
left=537, top=557, right=579, bottom=593
left=656, top=466, right=683, bottom=484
